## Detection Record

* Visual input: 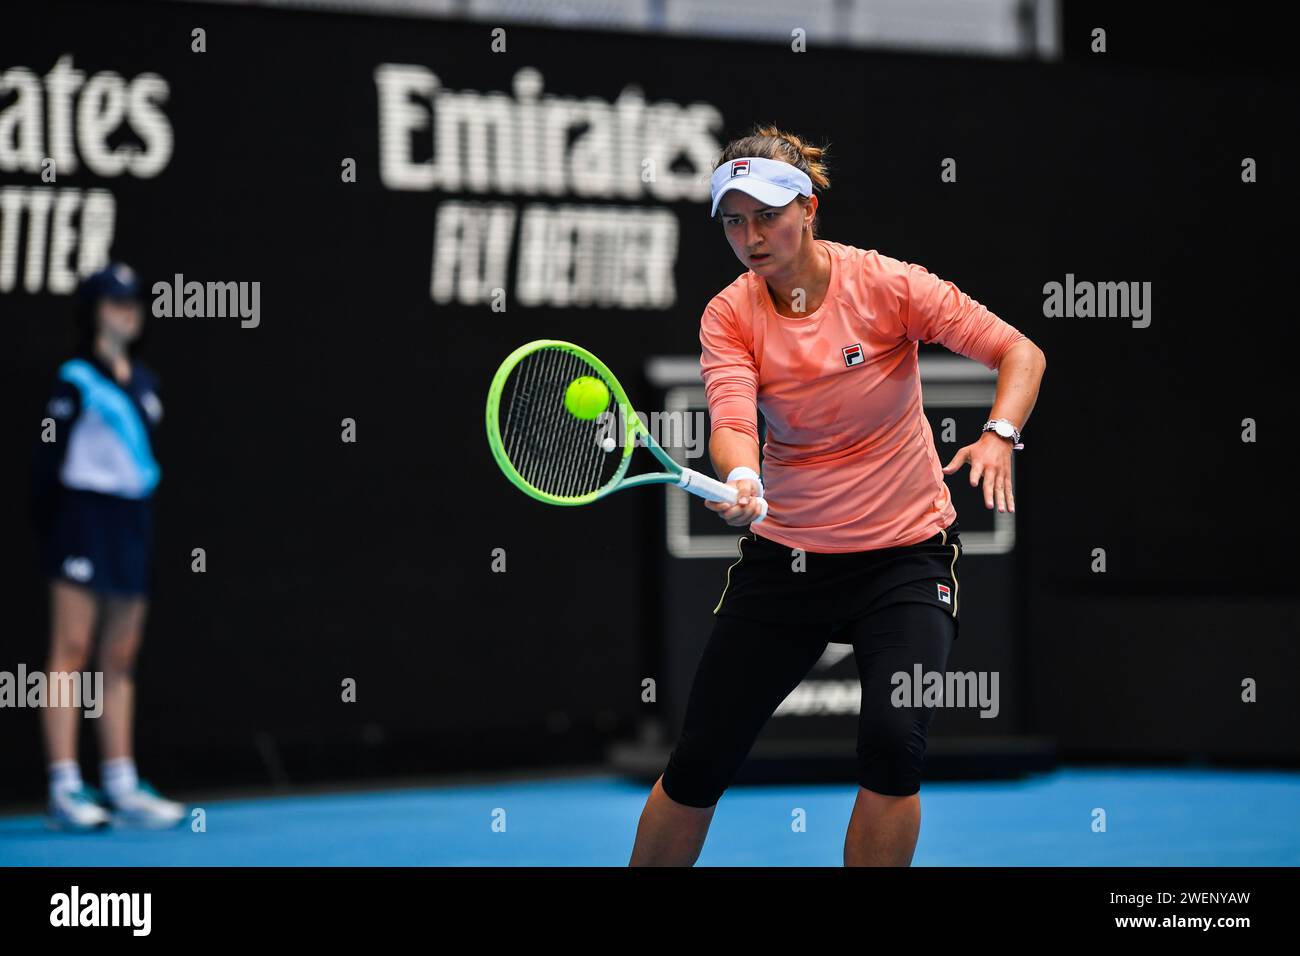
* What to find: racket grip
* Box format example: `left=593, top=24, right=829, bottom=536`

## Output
left=677, top=468, right=769, bottom=524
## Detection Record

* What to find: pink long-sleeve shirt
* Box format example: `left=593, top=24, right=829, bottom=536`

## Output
left=700, top=239, right=1027, bottom=553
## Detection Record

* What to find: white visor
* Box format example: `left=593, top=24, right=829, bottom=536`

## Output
left=710, top=156, right=813, bottom=218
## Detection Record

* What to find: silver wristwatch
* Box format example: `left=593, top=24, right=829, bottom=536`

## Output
left=981, top=418, right=1024, bottom=450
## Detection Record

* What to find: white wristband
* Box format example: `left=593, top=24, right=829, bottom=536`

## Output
left=726, top=466, right=764, bottom=498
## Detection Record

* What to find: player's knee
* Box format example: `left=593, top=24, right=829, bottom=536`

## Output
left=661, top=761, right=726, bottom=809
left=856, top=723, right=927, bottom=797
left=98, top=639, right=140, bottom=676
left=48, top=639, right=93, bottom=674
left=661, top=736, right=739, bottom=809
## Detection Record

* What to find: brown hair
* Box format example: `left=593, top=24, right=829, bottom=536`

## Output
left=715, top=124, right=831, bottom=236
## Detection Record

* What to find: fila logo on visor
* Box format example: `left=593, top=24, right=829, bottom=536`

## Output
left=842, top=343, right=863, bottom=367
left=730, top=160, right=750, bottom=177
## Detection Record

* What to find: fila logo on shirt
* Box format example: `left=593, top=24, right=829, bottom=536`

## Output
left=730, top=159, right=750, bottom=177
left=937, top=583, right=952, bottom=605
left=842, top=343, right=864, bottom=367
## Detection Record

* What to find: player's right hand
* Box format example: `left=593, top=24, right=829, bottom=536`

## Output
left=704, top=478, right=765, bottom=527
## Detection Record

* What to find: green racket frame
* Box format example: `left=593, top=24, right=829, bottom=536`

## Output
left=485, top=339, right=767, bottom=520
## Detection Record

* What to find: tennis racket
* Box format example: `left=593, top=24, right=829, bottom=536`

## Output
left=485, top=339, right=768, bottom=522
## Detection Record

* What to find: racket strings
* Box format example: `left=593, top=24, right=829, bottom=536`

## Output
left=550, top=349, right=619, bottom=498
left=543, top=349, right=601, bottom=498
left=499, top=347, right=622, bottom=499
left=525, top=348, right=614, bottom=499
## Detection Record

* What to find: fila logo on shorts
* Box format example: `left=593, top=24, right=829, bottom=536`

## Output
left=730, top=159, right=750, bottom=177
left=937, top=583, right=952, bottom=604
left=842, top=343, right=864, bottom=367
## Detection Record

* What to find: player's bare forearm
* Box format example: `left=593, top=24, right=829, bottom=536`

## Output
left=941, top=339, right=1046, bottom=513
left=988, top=339, right=1046, bottom=431
left=704, top=426, right=765, bottom=526
left=708, top=426, right=761, bottom=482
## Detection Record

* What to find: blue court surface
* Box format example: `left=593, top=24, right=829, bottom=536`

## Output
left=2, top=767, right=1297, bottom=866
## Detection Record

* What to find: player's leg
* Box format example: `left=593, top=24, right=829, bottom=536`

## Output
left=842, top=602, right=955, bottom=866
left=42, top=579, right=108, bottom=829
left=95, top=594, right=146, bottom=763
left=630, top=613, right=829, bottom=865
left=95, top=594, right=186, bottom=828
left=627, top=775, right=717, bottom=867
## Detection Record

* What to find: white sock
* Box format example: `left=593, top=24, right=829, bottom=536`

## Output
left=49, top=759, right=83, bottom=797
left=101, top=757, right=138, bottom=801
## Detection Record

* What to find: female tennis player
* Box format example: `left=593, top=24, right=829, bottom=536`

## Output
left=629, top=126, right=1046, bottom=866
left=30, top=262, right=186, bottom=830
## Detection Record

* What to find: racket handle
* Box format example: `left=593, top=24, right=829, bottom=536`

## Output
left=676, top=468, right=769, bottom=524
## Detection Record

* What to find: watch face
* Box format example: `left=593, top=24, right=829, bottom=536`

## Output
left=995, top=422, right=1014, bottom=437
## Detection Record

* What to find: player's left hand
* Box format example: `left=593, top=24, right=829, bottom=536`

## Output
left=942, top=433, right=1016, bottom=513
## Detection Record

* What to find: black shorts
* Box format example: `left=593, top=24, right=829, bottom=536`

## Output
left=662, top=601, right=957, bottom=806
left=40, top=489, right=155, bottom=597
left=712, top=522, right=962, bottom=637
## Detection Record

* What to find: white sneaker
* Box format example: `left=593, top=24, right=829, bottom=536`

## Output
left=47, top=785, right=111, bottom=831
left=106, top=781, right=187, bottom=829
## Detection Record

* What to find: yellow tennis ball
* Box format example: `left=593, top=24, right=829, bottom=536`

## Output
left=564, top=376, right=609, bottom=420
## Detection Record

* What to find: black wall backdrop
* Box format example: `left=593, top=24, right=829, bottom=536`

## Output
left=1, top=0, right=1293, bottom=802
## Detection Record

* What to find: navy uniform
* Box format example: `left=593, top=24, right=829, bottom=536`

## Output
left=32, top=344, right=163, bottom=595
